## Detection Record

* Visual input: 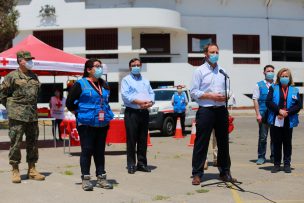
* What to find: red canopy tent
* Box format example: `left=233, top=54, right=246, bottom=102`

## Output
left=0, top=35, right=86, bottom=76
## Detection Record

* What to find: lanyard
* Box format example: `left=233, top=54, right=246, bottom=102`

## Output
left=87, top=78, right=102, bottom=96
left=281, top=87, right=288, bottom=109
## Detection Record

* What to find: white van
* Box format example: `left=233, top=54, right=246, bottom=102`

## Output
left=148, top=87, right=199, bottom=136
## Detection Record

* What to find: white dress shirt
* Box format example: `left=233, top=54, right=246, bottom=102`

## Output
left=190, top=62, right=229, bottom=107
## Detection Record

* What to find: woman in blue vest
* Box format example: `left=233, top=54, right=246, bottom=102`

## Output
left=66, top=59, right=114, bottom=191
left=266, top=68, right=302, bottom=173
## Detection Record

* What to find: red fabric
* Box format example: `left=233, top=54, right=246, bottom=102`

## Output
left=228, top=116, right=234, bottom=134
left=106, top=119, right=127, bottom=144
left=0, top=35, right=86, bottom=76
left=59, top=119, right=127, bottom=145
left=1, top=35, right=85, bottom=63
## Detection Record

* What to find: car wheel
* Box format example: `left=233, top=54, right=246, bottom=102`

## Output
left=162, top=116, right=175, bottom=136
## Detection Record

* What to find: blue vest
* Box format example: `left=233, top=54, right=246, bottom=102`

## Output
left=267, top=84, right=299, bottom=128
left=173, top=92, right=187, bottom=113
left=257, top=80, right=269, bottom=116
left=76, top=78, right=114, bottom=127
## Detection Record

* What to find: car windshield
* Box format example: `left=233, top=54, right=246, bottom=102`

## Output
left=154, top=90, right=188, bottom=101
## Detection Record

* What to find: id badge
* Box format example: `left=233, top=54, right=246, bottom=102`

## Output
left=98, top=110, right=105, bottom=121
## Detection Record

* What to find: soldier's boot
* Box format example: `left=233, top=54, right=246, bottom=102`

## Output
left=12, top=165, right=21, bottom=183
left=27, top=163, right=45, bottom=181
left=96, top=174, right=113, bottom=189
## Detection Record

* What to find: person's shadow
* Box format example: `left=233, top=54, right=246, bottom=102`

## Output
left=20, top=172, right=52, bottom=180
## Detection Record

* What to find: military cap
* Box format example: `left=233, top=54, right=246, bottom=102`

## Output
left=16, top=51, right=35, bottom=59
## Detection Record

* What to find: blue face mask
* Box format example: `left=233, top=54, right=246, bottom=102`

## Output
left=131, top=66, right=141, bottom=75
left=280, top=77, right=289, bottom=85
left=265, top=72, right=275, bottom=80
left=209, top=54, right=219, bottom=64
left=93, top=67, right=103, bottom=79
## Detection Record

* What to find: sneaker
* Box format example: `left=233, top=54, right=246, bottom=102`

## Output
left=271, top=165, right=280, bottom=173
left=96, top=174, right=113, bottom=189
left=82, top=175, right=93, bottom=191
left=256, top=158, right=266, bottom=165
left=284, top=165, right=291, bottom=173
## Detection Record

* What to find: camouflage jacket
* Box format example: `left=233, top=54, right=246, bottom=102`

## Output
left=0, top=69, right=40, bottom=122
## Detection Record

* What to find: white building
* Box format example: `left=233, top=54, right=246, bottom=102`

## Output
left=13, top=0, right=304, bottom=108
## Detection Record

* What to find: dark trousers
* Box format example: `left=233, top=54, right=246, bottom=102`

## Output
left=192, top=106, right=231, bottom=178
left=173, top=112, right=186, bottom=133
left=271, top=125, right=293, bottom=166
left=257, top=122, right=274, bottom=160
left=124, top=107, right=149, bottom=168
left=77, top=125, right=109, bottom=177
left=52, top=119, right=63, bottom=139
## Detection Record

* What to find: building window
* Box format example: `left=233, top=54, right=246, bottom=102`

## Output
left=188, top=57, right=204, bottom=66
left=140, top=34, right=170, bottom=54
left=272, top=36, right=302, bottom=62
left=233, top=34, right=260, bottom=64
left=233, top=57, right=260, bottom=64
left=86, top=28, right=118, bottom=50
left=140, top=57, right=171, bottom=63
left=107, top=82, right=118, bottom=102
left=33, top=30, right=63, bottom=50
left=86, top=54, right=118, bottom=59
left=188, top=34, right=216, bottom=53
left=233, top=35, right=260, bottom=54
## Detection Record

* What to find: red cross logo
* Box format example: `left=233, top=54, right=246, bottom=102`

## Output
left=56, top=101, right=62, bottom=108
left=0, top=58, right=9, bottom=66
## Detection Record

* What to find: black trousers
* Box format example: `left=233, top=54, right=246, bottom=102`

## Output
left=52, top=119, right=63, bottom=139
left=124, top=107, right=149, bottom=168
left=271, top=125, right=293, bottom=166
left=192, top=106, right=231, bottom=178
left=77, top=125, right=108, bottom=177
left=173, top=112, right=186, bottom=133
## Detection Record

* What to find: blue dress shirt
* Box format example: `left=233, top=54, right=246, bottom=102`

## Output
left=121, top=73, right=155, bottom=109
left=190, top=62, right=229, bottom=107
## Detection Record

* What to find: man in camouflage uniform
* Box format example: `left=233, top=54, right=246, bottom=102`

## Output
left=0, top=50, right=45, bottom=183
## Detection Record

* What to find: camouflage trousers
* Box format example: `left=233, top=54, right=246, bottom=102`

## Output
left=8, top=119, right=39, bottom=165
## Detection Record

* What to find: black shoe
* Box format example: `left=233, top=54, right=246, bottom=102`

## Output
left=219, top=172, right=237, bottom=183
left=128, top=166, right=136, bottom=174
left=271, top=165, right=280, bottom=173
left=137, top=165, right=151, bottom=173
left=284, top=165, right=291, bottom=173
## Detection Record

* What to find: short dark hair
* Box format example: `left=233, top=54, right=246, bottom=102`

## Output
left=129, top=58, right=141, bottom=67
left=263, top=64, right=275, bottom=72
left=203, top=43, right=219, bottom=54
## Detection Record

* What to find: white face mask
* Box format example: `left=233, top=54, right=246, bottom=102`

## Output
left=25, top=60, right=34, bottom=70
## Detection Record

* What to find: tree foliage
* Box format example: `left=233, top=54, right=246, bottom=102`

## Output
left=0, top=0, right=19, bottom=52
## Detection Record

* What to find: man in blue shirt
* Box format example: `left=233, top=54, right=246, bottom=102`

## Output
left=121, top=58, right=155, bottom=174
left=190, top=43, right=237, bottom=185
left=171, top=85, right=188, bottom=136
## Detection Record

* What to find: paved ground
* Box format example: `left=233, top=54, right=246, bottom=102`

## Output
left=0, top=110, right=304, bottom=203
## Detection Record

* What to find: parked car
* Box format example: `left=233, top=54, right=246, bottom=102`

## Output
left=148, top=87, right=198, bottom=136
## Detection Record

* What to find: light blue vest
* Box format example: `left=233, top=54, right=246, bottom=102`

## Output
left=76, top=78, right=114, bottom=127
left=173, top=92, right=187, bottom=113
left=257, top=80, right=269, bottom=116
left=267, top=84, right=299, bottom=128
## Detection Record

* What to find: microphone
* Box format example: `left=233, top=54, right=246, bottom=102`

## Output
left=219, top=69, right=230, bottom=79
